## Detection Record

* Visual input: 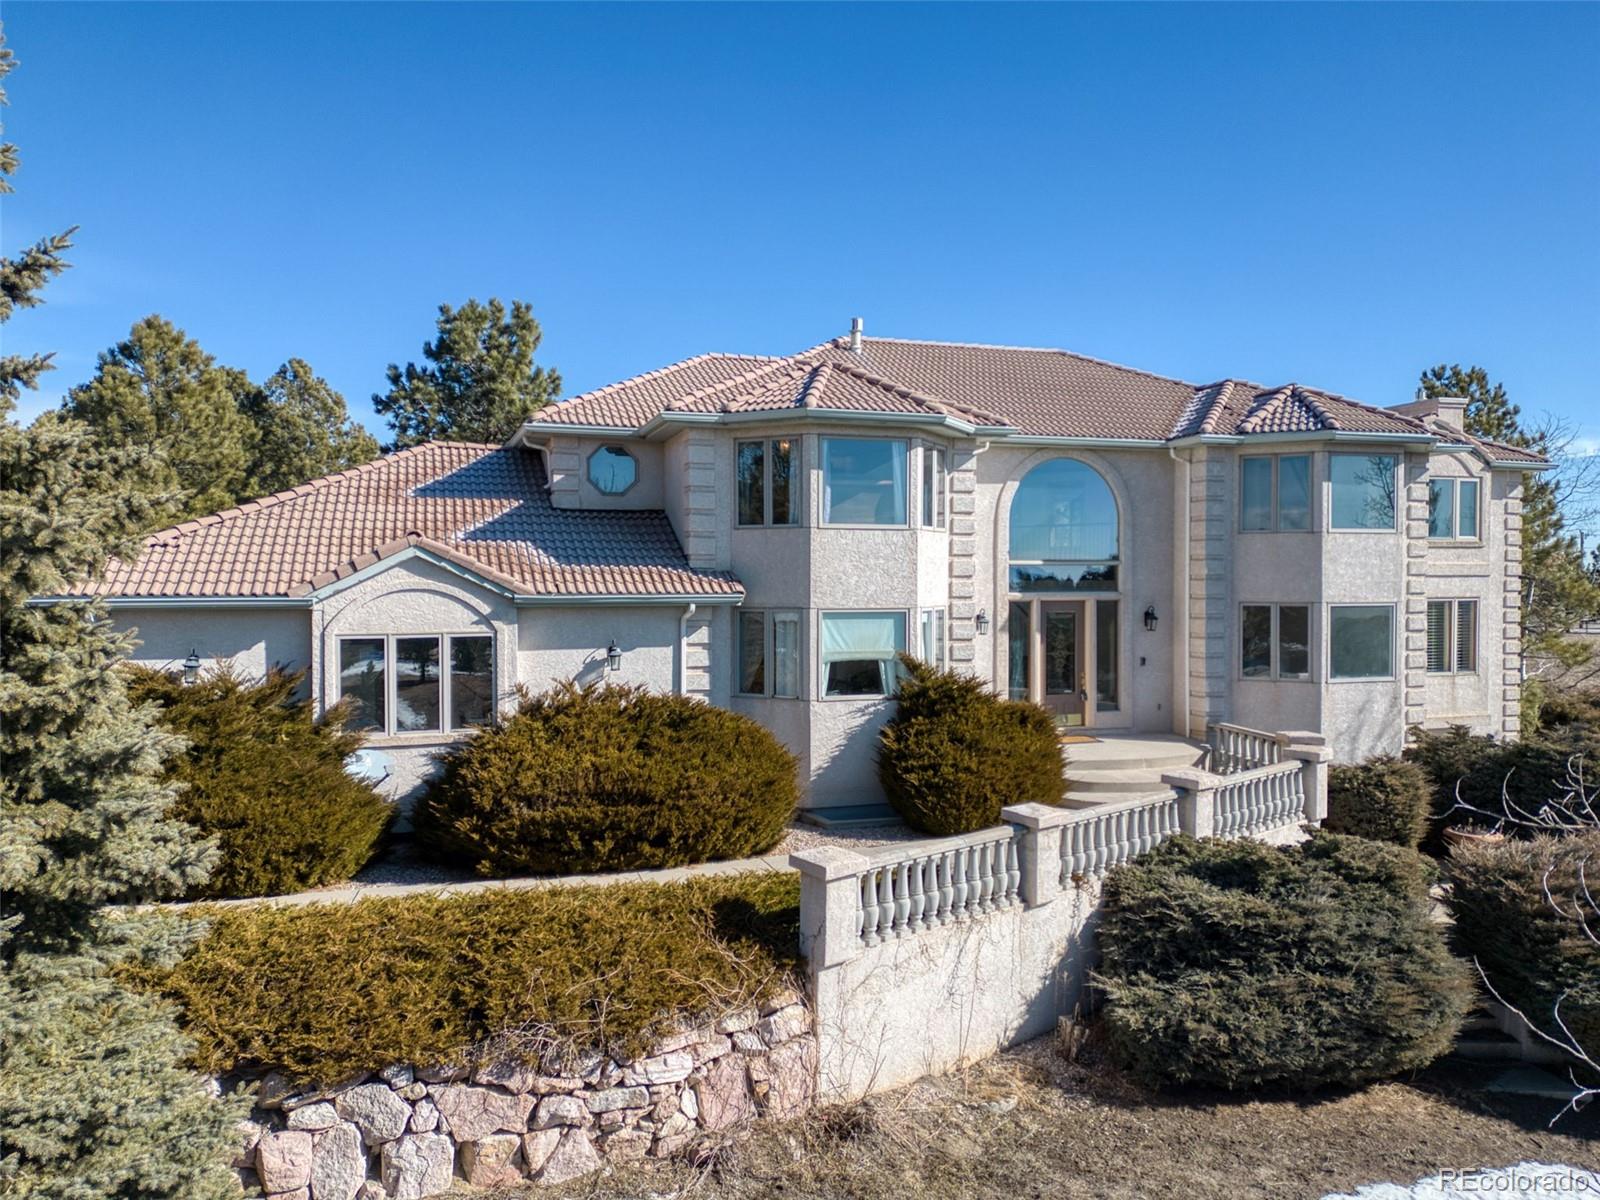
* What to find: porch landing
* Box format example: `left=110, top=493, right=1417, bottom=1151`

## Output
left=1060, top=731, right=1207, bottom=808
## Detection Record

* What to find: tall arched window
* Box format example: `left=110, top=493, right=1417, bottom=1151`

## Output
left=1008, top=459, right=1119, bottom=593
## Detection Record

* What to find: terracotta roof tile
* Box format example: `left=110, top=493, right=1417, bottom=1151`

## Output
left=71, top=443, right=742, bottom=600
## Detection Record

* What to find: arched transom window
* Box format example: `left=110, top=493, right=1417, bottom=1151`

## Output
left=1008, top=459, right=1120, bottom=593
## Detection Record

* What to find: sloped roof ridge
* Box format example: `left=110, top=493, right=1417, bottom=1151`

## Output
left=665, top=352, right=823, bottom=411
left=836, top=334, right=1203, bottom=392
left=821, top=355, right=1009, bottom=426
left=538, top=351, right=786, bottom=420
left=144, top=441, right=490, bottom=548
left=1289, top=381, right=1433, bottom=434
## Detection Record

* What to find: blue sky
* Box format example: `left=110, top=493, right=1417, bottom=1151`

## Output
left=6, top=3, right=1598, bottom=476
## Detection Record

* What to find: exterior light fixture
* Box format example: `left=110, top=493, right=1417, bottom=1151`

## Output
left=974, top=609, right=990, bottom=636
left=606, top=640, right=623, bottom=673
left=1143, top=606, right=1158, bottom=632
left=182, top=648, right=202, bottom=686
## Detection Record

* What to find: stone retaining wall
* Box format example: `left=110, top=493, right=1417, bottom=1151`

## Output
left=231, top=992, right=816, bottom=1200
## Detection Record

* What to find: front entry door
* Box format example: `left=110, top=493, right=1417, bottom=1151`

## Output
left=1041, top=601, right=1088, bottom=725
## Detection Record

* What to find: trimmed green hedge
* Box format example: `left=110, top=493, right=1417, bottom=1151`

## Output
left=1448, top=832, right=1600, bottom=1061
left=877, top=657, right=1063, bottom=836
left=414, top=682, right=796, bottom=876
left=126, top=665, right=392, bottom=898
left=1095, top=832, right=1471, bottom=1091
left=126, top=873, right=802, bottom=1085
left=1326, top=756, right=1432, bottom=848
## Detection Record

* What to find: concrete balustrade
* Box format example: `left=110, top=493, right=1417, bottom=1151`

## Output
left=791, top=730, right=1330, bottom=1103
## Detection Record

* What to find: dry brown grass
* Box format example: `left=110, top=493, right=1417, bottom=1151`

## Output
left=492, top=1033, right=1600, bottom=1200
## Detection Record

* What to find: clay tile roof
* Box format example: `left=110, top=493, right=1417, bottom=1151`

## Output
left=70, top=443, right=742, bottom=600
left=536, top=331, right=1546, bottom=465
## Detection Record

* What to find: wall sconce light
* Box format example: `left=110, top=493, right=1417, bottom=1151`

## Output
left=182, top=648, right=202, bottom=686
left=606, top=640, right=623, bottom=673
left=974, top=609, right=990, bottom=636
left=1143, top=606, right=1158, bottom=633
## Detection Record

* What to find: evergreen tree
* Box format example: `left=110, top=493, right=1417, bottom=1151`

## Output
left=63, top=315, right=256, bottom=522
left=375, top=297, right=561, bottom=447
left=241, top=357, right=380, bottom=495
left=0, top=30, right=242, bottom=1196
left=1421, top=364, right=1600, bottom=673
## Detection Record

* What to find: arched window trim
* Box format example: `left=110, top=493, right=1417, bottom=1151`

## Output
left=1007, top=457, right=1121, bottom=594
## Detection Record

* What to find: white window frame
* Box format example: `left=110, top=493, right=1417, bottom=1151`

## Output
left=335, top=632, right=495, bottom=736
left=1238, top=602, right=1313, bottom=681
left=919, top=607, right=947, bottom=667
left=1239, top=454, right=1313, bottom=533
left=820, top=438, right=910, bottom=528
left=819, top=609, right=908, bottom=700
left=1328, top=453, right=1399, bottom=532
left=586, top=445, right=639, bottom=496
left=1327, top=604, right=1397, bottom=681
left=920, top=444, right=947, bottom=530
left=735, top=437, right=800, bottom=528
left=1426, top=599, right=1479, bottom=675
left=733, top=609, right=802, bottom=698
left=1428, top=477, right=1482, bottom=542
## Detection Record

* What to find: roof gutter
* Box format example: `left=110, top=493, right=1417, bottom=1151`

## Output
left=512, top=593, right=744, bottom=607
left=29, top=595, right=315, bottom=608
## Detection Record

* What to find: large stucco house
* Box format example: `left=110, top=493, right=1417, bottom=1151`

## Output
left=62, top=324, right=1547, bottom=819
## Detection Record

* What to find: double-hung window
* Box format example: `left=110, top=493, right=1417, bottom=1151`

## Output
left=1428, top=477, right=1481, bottom=541
left=1328, top=605, right=1395, bottom=679
left=337, top=633, right=494, bottom=734
left=821, top=611, right=906, bottom=697
left=736, top=438, right=798, bottom=526
left=1329, top=454, right=1398, bottom=530
left=1240, top=604, right=1311, bottom=680
left=1240, top=455, right=1311, bottom=531
left=821, top=438, right=907, bottom=526
left=1426, top=600, right=1478, bottom=674
left=735, top=610, right=801, bottom=698
left=919, top=607, right=946, bottom=667
left=920, top=445, right=946, bottom=529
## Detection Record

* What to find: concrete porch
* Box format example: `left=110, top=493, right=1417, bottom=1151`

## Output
left=1059, top=731, right=1208, bottom=808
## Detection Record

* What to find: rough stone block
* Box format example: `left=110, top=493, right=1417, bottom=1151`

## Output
left=460, top=1134, right=523, bottom=1188
left=334, top=1084, right=413, bottom=1146
left=287, top=1102, right=339, bottom=1132
left=379, top=1134, right=454, bottom=1200
left=692, top=1055, right=755, bottom=1131
left=308, top=1121, right=366, bottom=1200
left=431, top=1085, right=533, bottom=1142
left=586, top=1086, right=649, bottom=1114
left=256, top=1130, right=314, bottom=1194
left=536, top=1129, right=602, bottom=1186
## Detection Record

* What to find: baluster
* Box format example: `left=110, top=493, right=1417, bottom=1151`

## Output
left=875, top=866, right=894, bottom=938
left=937, top=851, right=955, bottom=923
left=978, top=841, right=997, bottom=912
left=968, top=845, right=987, bottom=916
left=859, top=872, right=879, bottom=945
left=1005, top=836, right=1021, bottom=904
left=906, top=858, right=927, bottom=932
left=949, top=847, right=969, bottom=917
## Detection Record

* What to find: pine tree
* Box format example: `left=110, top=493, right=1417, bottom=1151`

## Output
left=63, top=314, right=256, bottom=523
left=1420, top=364, right=1600, bottom=677
left=241, top=358, right=380, bottom=495
left=375, top=297, right=562, bottom=447
left=0, top=29, right=242, bottom=1196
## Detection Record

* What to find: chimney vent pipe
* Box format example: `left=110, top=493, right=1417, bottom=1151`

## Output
left=848, top=317, right=863, bottom=354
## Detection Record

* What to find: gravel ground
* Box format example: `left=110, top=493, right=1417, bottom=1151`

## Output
left=774, top=819, right=919, bottom=855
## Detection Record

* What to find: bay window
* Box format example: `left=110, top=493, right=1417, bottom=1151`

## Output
left=734, top=610, right=801, bottom=698
left=822, top=438, right=907, bottom=526
left=1241, top=603, right=1311, bottom=680
left=1329, top=605, right=1394, bottom=679
left=337, top=634, right=494, bottom=734
left=920, top=445, right=946, bottom=529
left=919, top=607, right=946, bottom=667
left=1330, top=454, right=1397, bottom=530
left=737, top=438, right=798, bottom=526
left=821, top=611, right=906, bottom=697
left=1428, top=477, right=1480, bottom=541
left=1426, top=599, right=1478, bottom=674
left=1241, top=454, right=1311, bottom=532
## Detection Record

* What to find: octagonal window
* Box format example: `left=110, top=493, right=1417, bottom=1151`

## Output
left=587, top=445, right=638, bottom=495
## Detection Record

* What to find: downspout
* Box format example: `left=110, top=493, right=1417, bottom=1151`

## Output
left=1170, top=447, right=1190, bottom=738
left=678, top=602, right=698, bottom=696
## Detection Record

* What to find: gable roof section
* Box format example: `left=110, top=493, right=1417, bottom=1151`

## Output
left=1172, top=381, right=1434, bottom=440
left=70, top=443, right=743, bottom=601
left=530, top=352, right=788, bottom=429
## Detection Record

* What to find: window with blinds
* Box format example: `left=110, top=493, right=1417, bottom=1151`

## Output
left=1426, top=600, right=1478, bottom=674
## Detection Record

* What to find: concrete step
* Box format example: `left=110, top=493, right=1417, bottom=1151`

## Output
left=1062, top=768, right=1177, bottom=793
left=1451, top=1030, right=1525, bottom=1062
left=1060, top=788, right=1179, bottom=811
